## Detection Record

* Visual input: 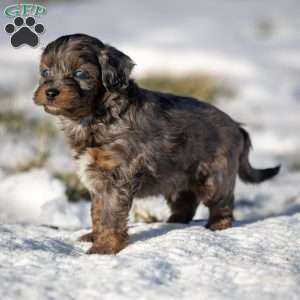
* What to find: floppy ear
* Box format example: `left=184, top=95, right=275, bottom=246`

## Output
left=98, top=45, right=135, bottom=92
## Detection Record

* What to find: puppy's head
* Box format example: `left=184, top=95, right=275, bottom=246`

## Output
left=34, top=34, right=134, bottom=119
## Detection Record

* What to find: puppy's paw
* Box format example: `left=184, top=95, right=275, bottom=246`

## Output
left=86, top=231, right=128, bottom=255
left=167, top=214, right=191, bottom=224
left=86, top=244, right=120, bottom=255
left=206, top=218, right=233, bottom=231
left=78, top=231, right=94, bottom=242
left=86, top=241, right=127, bottom=255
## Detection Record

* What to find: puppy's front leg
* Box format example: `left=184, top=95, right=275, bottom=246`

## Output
left=87, top=188, right=131, bottom=255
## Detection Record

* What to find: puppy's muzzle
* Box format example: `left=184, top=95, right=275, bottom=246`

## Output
left=46, top=88, right=60, bottom=101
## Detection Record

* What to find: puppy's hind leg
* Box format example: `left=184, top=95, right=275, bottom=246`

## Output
left=205, top=194, right=234, bottom=231
left=167, top=190, right=199, bottom=223
left=194, top=170, right=235, bottom=231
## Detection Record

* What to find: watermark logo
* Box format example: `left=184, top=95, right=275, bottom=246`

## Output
left=3, top=3, right=47, bottom=48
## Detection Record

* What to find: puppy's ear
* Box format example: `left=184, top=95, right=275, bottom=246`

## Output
left=98, top=45, right=135, bottom=92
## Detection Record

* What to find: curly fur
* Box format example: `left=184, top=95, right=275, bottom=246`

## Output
left=33, top=34, right=280, bottom=254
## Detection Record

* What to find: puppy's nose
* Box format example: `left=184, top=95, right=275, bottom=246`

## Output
left=46, top=88, right=60, bottom=100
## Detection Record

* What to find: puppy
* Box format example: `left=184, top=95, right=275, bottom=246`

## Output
left=34, top=34, right=280, bottom=254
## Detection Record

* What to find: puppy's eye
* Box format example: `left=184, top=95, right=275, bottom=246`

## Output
left=73, top=70, right=89, bottom=80
left=41, top=69, right=50, bottom=78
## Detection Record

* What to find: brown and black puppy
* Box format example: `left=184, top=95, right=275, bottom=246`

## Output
left=34, top=34, right=280, bottom=254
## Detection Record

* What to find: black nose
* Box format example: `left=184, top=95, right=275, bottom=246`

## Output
left=46, top=88, right=60, bottom=99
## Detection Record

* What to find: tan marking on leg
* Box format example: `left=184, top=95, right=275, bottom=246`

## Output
left=78, top=231, right=94, bottom=242
left=87, top=148, right=120, bottom=171
left=206, top=206, right=234, bottom=231
left=87, top=195, right=129, bottom=255
left=87, top=228, right=128, bottom=255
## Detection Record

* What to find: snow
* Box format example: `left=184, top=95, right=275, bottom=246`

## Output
left=1, top=215, right=300, bottom=300
left=0, top=170, right=66, bottom=224
left=0, top=169, right=90, bottom=228
left=0, top=0, right=300, bottom=299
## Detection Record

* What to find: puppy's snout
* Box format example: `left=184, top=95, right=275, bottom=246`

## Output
left=46, top=88, right=60, bottom=100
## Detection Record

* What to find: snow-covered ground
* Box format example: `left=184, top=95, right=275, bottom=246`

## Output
left=0, top=0, right=300, bottom=299
left=1, top=215, right=300, bottom=300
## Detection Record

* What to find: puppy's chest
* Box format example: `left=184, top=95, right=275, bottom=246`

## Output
left=76, top=151, right=95, bottom=192
left=74, top=142, right=154, bottom=195
left=74, top=146, right=121, bottom=191
left=66, top=122, right=155, bottom=193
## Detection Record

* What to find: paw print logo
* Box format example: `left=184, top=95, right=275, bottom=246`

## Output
left=5, top=16, right=45, bottom=48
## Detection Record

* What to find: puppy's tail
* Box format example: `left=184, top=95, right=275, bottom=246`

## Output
left=238, top=127, right=280, bottom=184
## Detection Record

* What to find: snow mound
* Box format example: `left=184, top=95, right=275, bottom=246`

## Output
left=0, top=214, right=300, bottom=300
left=0, top=170, right=65, bottom=224
left=0, top=169, right=90, bottom=228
